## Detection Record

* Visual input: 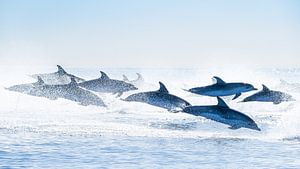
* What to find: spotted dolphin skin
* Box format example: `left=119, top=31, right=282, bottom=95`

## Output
left=7, top=77, right=106, bottom=107
left=123, top=82, right=191, bottom=112
left=183, top=97, right=261, bottom=131
left=5, top=77, right=44, bottom=94
left=79, top=71, right=138, bottom=97
left=31, top=65, right=85, bottom=85
left=240, top=85, right=295, bottom=104
left=35, top=77, right=106, bottom=106
left=186, top=76, right=257, bottom=100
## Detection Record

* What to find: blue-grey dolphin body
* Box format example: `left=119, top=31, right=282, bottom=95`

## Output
left=186, top=76, right=257, bottom=100
left=34, top=77, right=106, bottom=106
left=7, top=77, right=106, bottom=107
left=31, top=65, right=85, bottom=85
left=240, top=85, right=295, bottom=104
left=123, top=82, right=191, bottom=111
left=183, top=97, right=261, bottom=131
left=79, top=71, right=138, bottom=97
left=6, top=77, right=44, bottom=94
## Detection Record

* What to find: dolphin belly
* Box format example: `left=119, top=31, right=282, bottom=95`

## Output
left=143, top=95, right=183, bottom=110
left=191, top=86, right=243, bottom=97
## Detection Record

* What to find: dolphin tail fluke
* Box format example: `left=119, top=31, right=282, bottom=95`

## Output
left=232, top=93, right=241, bottom=100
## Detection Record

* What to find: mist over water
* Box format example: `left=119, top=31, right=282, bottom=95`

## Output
left=0, top=66, right=300, bottom=168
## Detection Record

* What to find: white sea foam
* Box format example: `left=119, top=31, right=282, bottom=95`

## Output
left=0, top=66, right=299, bottom=142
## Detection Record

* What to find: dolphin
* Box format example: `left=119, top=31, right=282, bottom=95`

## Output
left=185, top=76, right=257, bottom=100
left=182, top=97, right=261, bottom=131
left=31, top=65, right=85, bottom=85
left=33, top=77, right=106, bottom=106
left=7, top=77, right=106, bottom=107
left=123, top=73, right=144, bottom=86
left=79, top=71, right=138, bottom=97
left=123, top=82, right=191, bottom=112
left=240, top=84, right=295, bottom=104
left=5, top=77, right=44, bottom=94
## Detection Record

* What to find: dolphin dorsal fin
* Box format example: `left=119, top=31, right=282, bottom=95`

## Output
left=100, top=71, right=110, bottom=80
left=36, top=76, right=45, bottom=85
left=57, top=65, right=66, bottom=74
left=136, top=73, right=143, bottom=81
left=262, top=84, right=270, bottom=91
left=213, top=76, right=226, bottom=85
left=123, top=75, right=129, bottom=81
left=217, top=97, right=229, bottom=108
left=158, top=82, right=169, bottom=93
left=69, top=78, right=78, bottom=86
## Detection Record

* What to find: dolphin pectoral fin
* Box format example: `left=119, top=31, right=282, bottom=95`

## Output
left=228, top=125, right=241, bottom=130
left=79, top=102, right=89, bottom=106
left=168, top=109, right=182, bottom=113
left=115, top=92, right=123, bottom=97
left=273, top=100, right=281, bottom=105
left=232, top=93, right=241, bottom=100
left=47, top=96, right=58, bottom=100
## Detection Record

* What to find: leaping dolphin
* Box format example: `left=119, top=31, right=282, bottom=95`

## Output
left=183, top=97, right=261, bottom=131
left=7, top=77, right=106, bottom=107
left=5, top=77, right=44, bottom=94
left=240, top=85, right=295, bottom=104
left=123, top=82, right=191, bottom=112
left=31, top=65, right=85, bottom=85
left=123, top=73, right=144, bottom=86
left=34, top=77, right=106, bottom=106
left=185, top=76, right=257, bottom=100
left=79, top=71, right=138, bottom=97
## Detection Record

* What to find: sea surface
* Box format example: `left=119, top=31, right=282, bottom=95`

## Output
left=0, top=67, right=300, bottom=168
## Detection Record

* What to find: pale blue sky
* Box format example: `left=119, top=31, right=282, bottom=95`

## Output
left=0, top=0, right=299, bottom=68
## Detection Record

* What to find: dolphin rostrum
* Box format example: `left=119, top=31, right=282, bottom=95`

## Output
left=123, top=82, right=191, bottom=112
left=31, top=65, right=85, bottom=85
left=79, top=71, right=138, bottom=97
left=240, top=84, right=295, bottom=104
left=183, top=97, right=261, bottom=131
left=185, top=76, right=257, bottom=100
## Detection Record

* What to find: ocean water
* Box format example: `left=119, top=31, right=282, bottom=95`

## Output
left=0, top=67, right=300, bottom=168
